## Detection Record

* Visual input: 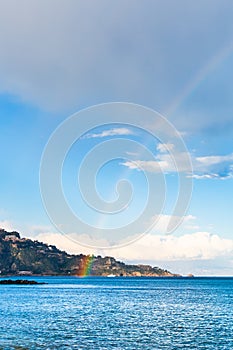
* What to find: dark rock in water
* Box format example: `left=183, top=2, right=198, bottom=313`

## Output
left=0, top=279, right=46, bottom=285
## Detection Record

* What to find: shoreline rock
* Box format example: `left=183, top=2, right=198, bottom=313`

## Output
left=0, top=279, right=46, bottom=285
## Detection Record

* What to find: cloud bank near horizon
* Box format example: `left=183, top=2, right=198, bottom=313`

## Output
left=1, top=220, right=232, bottom=275
left=33, top=230, right=233, bottom=276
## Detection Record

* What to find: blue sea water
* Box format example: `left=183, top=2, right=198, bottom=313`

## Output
left=0, top=277, right=233, bottom=349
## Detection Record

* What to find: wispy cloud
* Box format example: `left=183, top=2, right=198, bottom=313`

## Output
left=191, top=154, right=233, bottom=179
left=189, top=173, right=233, bottom=180
left=83, top=127, right=134, bottom=139
left=122, top=142, right=233, bottom=180
left=195, top=154, right=233, bottom=166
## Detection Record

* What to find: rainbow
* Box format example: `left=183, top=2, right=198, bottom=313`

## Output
left=79, top=255, right=95, bottom=277
left=165, top=40, right=233, bottom=116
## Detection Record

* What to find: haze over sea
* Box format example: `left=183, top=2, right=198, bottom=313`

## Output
left=0, top=276, right=232, bottom=349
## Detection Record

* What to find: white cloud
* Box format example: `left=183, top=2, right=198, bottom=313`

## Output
left=33, top=230, right=233, bottom=264
left=149, top=214, right=197, bottom=234
left=111, top=232, right=233, bottom=263
left=195, top=154, right=233, bottom=166
left=0, top=220, right=15, bottom=232
left=192, top=154, right=233, bottom=179
left=34, top=231, right=95, bottom=255
left=83, top=127, right=134, bottom=139
left=190, top=173, right=233, bottom=180
left=122, top=150, right=189, bottom=173
left=122, top=142, right=233, bottom=180
left=28, top=225, right=55, bottom=236
left=156, top=143, right=174, bottom=153
left=122, top=159, right=169, bottom=172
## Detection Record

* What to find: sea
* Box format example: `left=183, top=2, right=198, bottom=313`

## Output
left=0, top=276, right=232, bottom=349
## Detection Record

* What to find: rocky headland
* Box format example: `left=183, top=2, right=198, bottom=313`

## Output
left=0, top=229, right=178, bottom=277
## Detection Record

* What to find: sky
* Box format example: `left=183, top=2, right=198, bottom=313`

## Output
left=1, top=0, right=233, bottom=275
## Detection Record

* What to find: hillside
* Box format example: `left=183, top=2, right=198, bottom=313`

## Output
left=0, top=229, right=176, bottom=277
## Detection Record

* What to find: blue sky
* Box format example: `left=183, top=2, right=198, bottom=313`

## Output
left=1, top=0, right=233, bottom=275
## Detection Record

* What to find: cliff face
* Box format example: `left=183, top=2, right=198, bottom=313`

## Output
left=0, top=229, right=175, bottom=277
